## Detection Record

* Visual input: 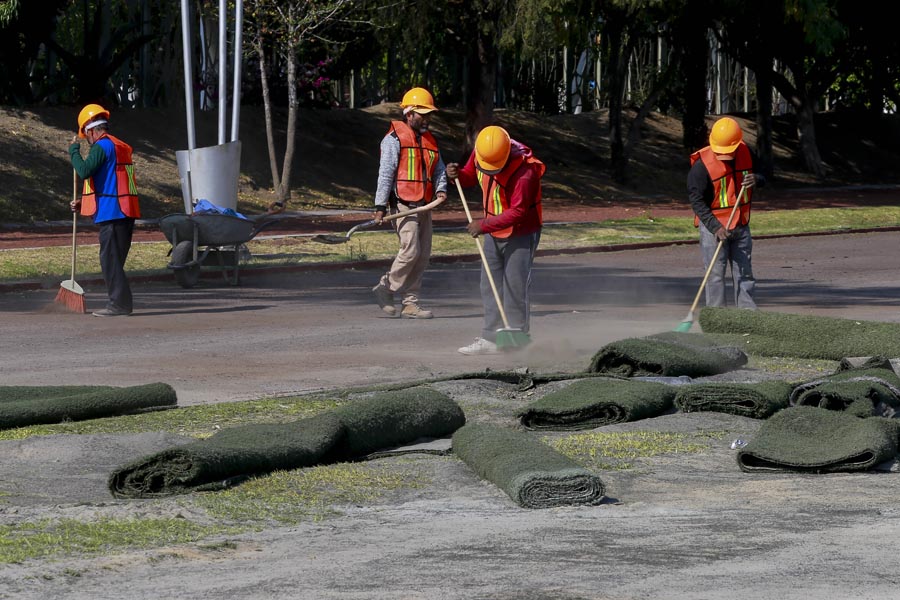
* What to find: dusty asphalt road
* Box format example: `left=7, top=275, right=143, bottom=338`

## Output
left=1, top=229, right=897, bottom=403
left=1, top=230, right=899, bottom=600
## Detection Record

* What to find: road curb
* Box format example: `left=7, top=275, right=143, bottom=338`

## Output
left=3, top=225, right=898, bottom=295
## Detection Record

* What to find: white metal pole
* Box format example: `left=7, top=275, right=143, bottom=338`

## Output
left=230, top=0, right=244, bottom=142
left=180, top=0, right=196, bottom=149
left=218, top=0, right=227, bottom=144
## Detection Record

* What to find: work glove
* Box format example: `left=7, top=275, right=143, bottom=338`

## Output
left=715, top=227, right=730, bottom=242
left=374, top=207, right=386, bottom=224
left=741, top=174, right=757, bottom=188
left=446, top=163, right=459, bottom=180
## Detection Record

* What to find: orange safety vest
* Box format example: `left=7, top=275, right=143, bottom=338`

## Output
left=690, top=143, right=753, bottom=229
left=476, top=148, right=545, bottom=238
left=388, top=121, right=439, bottom=203
left=80, top=133, right=140, bottom=218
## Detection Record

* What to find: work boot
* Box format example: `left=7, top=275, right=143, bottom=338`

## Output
left=401, top=302, right=433, bottom=319
left=457, top=337, right=498, bottom=355
left=372, top=284, right=396, bottom=316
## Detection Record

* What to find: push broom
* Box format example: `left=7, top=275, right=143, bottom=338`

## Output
left=674, top=184, right=747, bottom=333
left=54, top=170, right=86, bottom=313
left=454, top=178, right=531, bottom=350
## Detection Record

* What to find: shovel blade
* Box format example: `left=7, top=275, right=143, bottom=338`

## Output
left=60, top=279, right=84, bottom=295
left=311, top=234, right=350, bottom=245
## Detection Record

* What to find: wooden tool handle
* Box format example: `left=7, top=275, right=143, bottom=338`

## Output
left=454, top=178, right=511, bottom=329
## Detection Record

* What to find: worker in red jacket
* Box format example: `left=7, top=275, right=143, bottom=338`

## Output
left=447, top=126, right=545, bottom=355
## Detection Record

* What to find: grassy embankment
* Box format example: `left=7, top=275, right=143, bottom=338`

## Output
left=1, top=206, right=897, bottom=284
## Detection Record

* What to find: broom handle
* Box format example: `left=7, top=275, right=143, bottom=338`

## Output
left=454, top=178, right=512, bottom=329
left=685, top=184, right=748, bottom=316
left=71, top=170, right=78, bottom=281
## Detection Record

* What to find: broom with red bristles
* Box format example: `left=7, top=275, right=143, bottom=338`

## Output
left=55, top=170, right=86, bottom=313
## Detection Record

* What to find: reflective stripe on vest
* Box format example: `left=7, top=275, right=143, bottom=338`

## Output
left=80, top=133, right=140, bottom=219
left=477, top=151, right=545, bottom=239
left=388, top=121, right=439, bottom=202
left=690, top=143, right=752, bottom=229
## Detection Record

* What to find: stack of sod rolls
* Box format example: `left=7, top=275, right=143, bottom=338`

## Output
left=737, top=406, right=900, bottom=473
left=109, top=386, right=465, bottom=498
left=452, top=423, right=605, bottom=509
left=674, top=381, right=793, bottom=419
left=519, top=378, right=675, bottom=431
left=588, top=331, right=747, bottom=377
left=0, top=383, right=177, bottom=430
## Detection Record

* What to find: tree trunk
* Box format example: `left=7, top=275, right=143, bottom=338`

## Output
left=278, top=48, right=298, bottom=203
left=254, top=30, right=282, bottom=196
left=679, top=4, right=709, bottom=152
left=463, top=31, right=497, bottom=155
left=605, top=17, right=628, bottom=183
left=771, top=69, right=826, bottom=179
left=754, top=67, right=774, bottom=180
left=795, top=100, right=825, bottom=179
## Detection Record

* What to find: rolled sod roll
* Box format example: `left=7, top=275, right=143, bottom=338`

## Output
left=588, top=331, right=747, bottom=377
left=110, top=386, right=466, bottom=498
left=674, top=381, right=793, bottom=419
left=0, top=383, right=177, bottom=430
left=790, top=367, right=900, bottom=417
left=737, top=406, right=900, bottom=473
left=699, top=307, right=900, bottom=359
left=109, top=412, right=346, bottom=498
left=452, top=422, right=605, bottom=509
left=519, top=378, right=675, bottom=430
left=331, top=386, right=466, bottom=457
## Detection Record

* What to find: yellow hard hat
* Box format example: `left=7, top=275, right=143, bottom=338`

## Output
left=400, top=87, right=437, bottom=114
left=709, top=117, right=742, bottom=153
left=77, top=104, right=110, bottom=138
left=475, top=126, right=511, bottom=173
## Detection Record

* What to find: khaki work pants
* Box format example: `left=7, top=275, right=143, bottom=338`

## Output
left=379, top=203, right=433, bottom=306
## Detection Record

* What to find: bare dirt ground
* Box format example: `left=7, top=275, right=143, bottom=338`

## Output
left=1, top=229, right=900, bottom=599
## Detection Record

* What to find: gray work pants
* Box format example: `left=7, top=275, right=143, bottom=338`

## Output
left=480, top=231, right=541, bottom=342
left=699, top=222, right=756, bottom=309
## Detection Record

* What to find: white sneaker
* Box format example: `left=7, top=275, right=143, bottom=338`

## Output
left=458, top=338, right=498, bottom=355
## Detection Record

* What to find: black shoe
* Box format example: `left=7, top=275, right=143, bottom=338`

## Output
left=92, top=308, right=132, bottom=317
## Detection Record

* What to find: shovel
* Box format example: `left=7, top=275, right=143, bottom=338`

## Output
left=675, top=184, right=748, bottom=333
left=312, top=196, right=447, bottom=244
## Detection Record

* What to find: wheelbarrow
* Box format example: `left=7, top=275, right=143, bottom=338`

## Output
left=159, top=213, right=278, bottom=288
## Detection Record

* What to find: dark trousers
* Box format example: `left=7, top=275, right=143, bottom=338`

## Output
left=480, top=231, right=541, bottom=342
left=98, top=218, right=135, bottom=312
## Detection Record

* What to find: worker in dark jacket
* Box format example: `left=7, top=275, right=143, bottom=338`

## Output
left=688, top=116, right=765, bottom=309
left=69, top=103, right=140, bottom=317
left=447, top=126, right=545, bottom=355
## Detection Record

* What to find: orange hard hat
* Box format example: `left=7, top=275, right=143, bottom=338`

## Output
left=400, top=87, right=437, bottom=114
left=709, top=117, right=743, bottom=153
left=77, top=104, right=110, bottom=138
left=475, top=126, right=511, bottom=173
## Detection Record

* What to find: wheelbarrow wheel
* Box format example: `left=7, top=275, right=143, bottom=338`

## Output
left=171, top=240, right=200, bottom=288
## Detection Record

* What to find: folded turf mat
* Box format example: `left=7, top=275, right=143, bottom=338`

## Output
left=789, top=358, right=900, bottom=418
left=109, top=386, right=465, bottom=498
left=0, top=383, right=177, bottom=431
left=518, top=378, right=676, bottom=430
left=698, top=307, right=900, bottom=360
left=587, top=331, right=748, bottom=377
left=674, top=381, right=793, bottom=419
left=736, top=406, right=900, bottom=473
left=452, top=422, right=605, bottom=508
